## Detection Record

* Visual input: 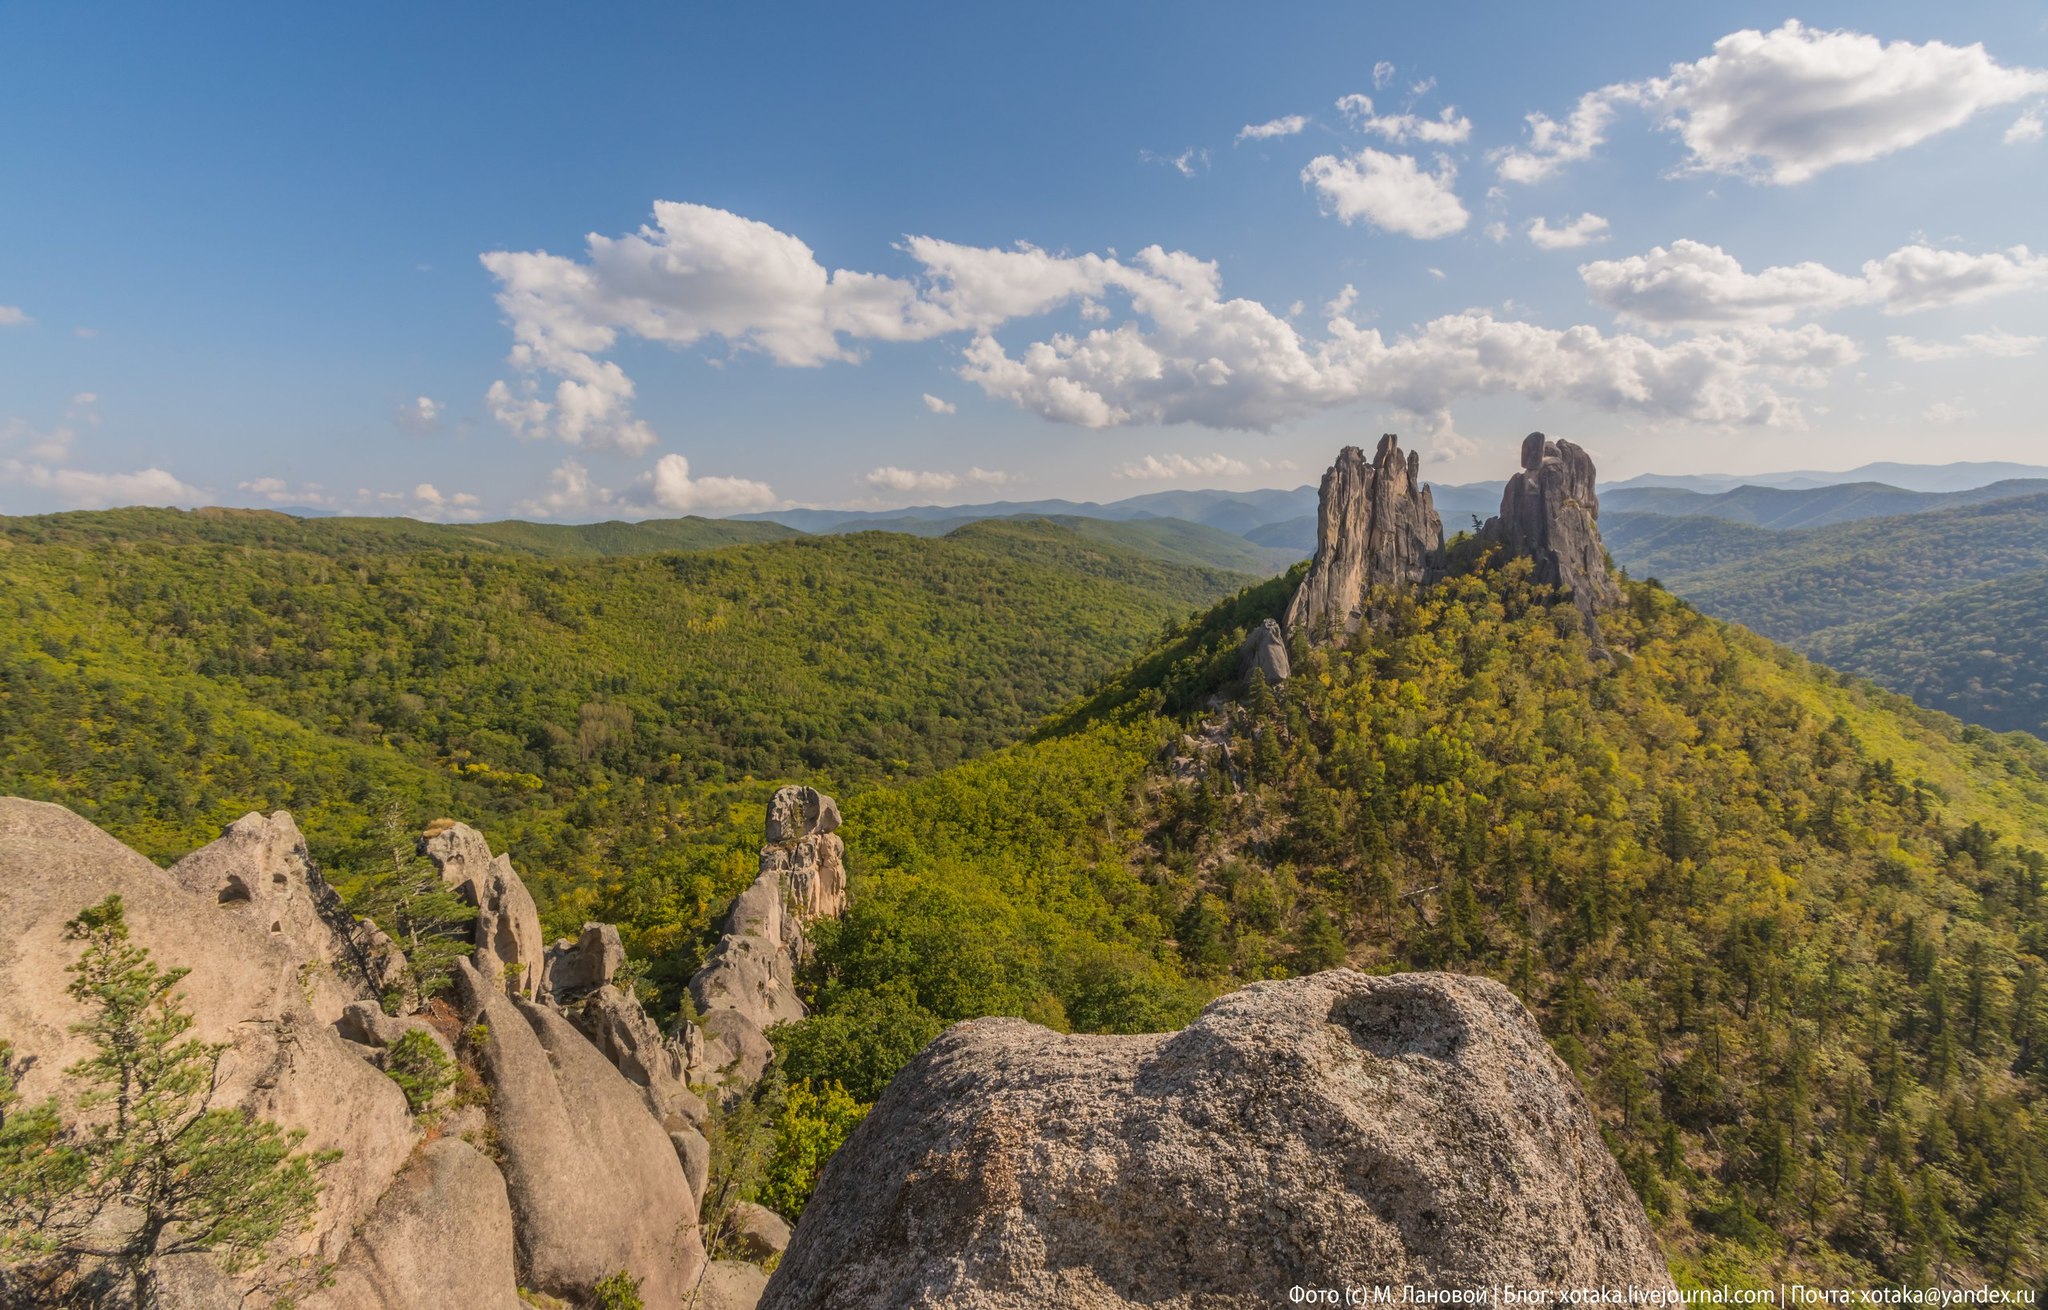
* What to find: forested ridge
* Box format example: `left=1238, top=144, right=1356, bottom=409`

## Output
left=7, top=505, right=2048, bottom=1287
left=1605, top=492, right=2048, bottom=736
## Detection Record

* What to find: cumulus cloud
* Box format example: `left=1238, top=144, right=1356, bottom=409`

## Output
left=1888, top=330, right=2043, bottom=362
left=1581, top=239, right=2048, bottom=326
left=1497, top=21, right=2048, bottom=185
left=1237, top=115, right=1307, bottom=142
left=1923, top=400, right=1974, bottom=426
left=921, top=393, right=957, bottom=415
left=2009, top=110, right=2046, bottom=144
left=1527, top=213, right=1610, bottom=250
left=1372, top=61, right=1395, bottom=90
left=864, top=466, right=960, bottom=494
left=1335, top=94, right=1472, bottom=144
left=393, top=395, right=445, bottom=436
left=1301, top=148, right=1468, bottom=239
left=1113, top=453, right=1252, bottom=481
left=0, top=408, right=205, bottom=510
left=967, top=467, right=1017, bottom=485
left=485, top=202, right=1864, bottom=442
left=237, top=476, right=334, bottom=508
left=0, top=306, right=30, bottom=327
left=644, top=453, right=776, bottom=512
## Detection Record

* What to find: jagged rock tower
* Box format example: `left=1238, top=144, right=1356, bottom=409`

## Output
left=1483, top=432, right=1622, bottom=620
left=1283, top=434, right=1444, bottom=644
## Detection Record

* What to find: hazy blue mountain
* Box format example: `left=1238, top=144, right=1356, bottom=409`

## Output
left=1602, top=478, right=2048, bottom=530
left=825, top=513, right=1300, bottom=574
left=1607, top=460, right=2048, bottom=494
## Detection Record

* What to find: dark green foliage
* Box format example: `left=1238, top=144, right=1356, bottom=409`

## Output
left=754, top=1080, right=868, bottom=1221
left=356, top=808, right=477, bottom=1011
left=382, top=1030, right=457, bottom=1115
left=0, top=896, right=330, bottom=1304
left=1605, top=493, right=2048, bottom=738
left=590, top=1269, right=645, bottom=1310
left=772, top=981, right=944, bottom=1105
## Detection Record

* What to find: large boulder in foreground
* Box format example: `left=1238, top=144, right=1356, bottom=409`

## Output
left=763, top=970, right=1670, bottom=1309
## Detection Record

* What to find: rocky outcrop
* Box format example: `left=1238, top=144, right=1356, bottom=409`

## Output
left=168, top=809, right=403, bottom=1021
left=1239, top=617, right=1290, bottom=683
left=423, top=819, right=545, bottom=998
left=304, top=1138, right=523, bottom=1310
left=763, top=784, right=847, bottom=921
left=686, top=786, right=849, bottom=1088
left=693, top=1259, right=771, bottom=1310
left=566, top=983, right=709, bottom=1130
left=763, top=970, right=1671, bottom=1309
left=546, top=920, right=626, bottom=1002
left=1284, top=436, right=1445, bottom=644
left=1483, top=432, right=1622, bottom=621
left=0, top=799, right=418, bottom=1270
left=454, top=957, right=704, bottom=1308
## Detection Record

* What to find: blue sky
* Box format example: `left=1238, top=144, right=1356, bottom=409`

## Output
left=2, top=1, right=2043, bottom=519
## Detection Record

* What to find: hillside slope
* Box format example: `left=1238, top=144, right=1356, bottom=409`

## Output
left=770, top=562, right=2048, bottom=1288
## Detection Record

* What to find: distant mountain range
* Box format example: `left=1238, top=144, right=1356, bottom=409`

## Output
left=1607, top=460, right=2048, bottom=494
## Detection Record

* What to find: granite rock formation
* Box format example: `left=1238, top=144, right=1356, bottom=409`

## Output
left=685, top=785, right=850, bottom=1088
left=1483, top=432, right=1622, bottom=621
left=423, top=819, right=546, bottom=998
left=1283, top=436, right=1444, bottom=644
left=1238, top=617, right=1290, bottom=683
left=0, top=799, right=715, bottom=1308
left=763, top=970, right=1672, bottom=1310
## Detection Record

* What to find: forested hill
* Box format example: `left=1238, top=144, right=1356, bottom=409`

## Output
left=764, top=561, right=2048, bottom=1289
left=0, top=511, right=1248, bottom=899
left=1605, top=491, right=2048, bottom=736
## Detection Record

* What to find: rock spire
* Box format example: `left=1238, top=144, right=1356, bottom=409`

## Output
left=1483, top=431, right=1622, bottom=620
left=1283, top=435, right=1444, bottom=644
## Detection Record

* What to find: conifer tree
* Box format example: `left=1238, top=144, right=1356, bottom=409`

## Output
left=354, top=806, right=476, bottom=1012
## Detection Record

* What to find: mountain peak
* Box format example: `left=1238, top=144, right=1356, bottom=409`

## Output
left=1282, top=435, right=1444, bottom=644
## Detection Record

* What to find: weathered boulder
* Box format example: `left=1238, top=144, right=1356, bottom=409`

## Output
left=673, top=1129, right=711, bottom=1202
left=303, top=1138, right=522, bottom=1310
left=565, top=983, right=709, bottom=1129
left=547, top=921, right=625, bottom=1002
left=422, top=820, right=545, bottom=998
left=1239, top=618, right=1290, bottom=684
left=764, top=784, right=841, bottom=843
left=169, top=810, right=402, bottom=1021
left=692, top=1260, right=770, bottom=1310
left=762, top=834, right=846, bottom=926
left=454, top=958, right=703, bottom=1308
left=0, top=799, right=417, bottom=1273
left=763, top=970, right=1671, bottom=1310
left=727, top=1202, right=792, bottom=1263
left=1483, top=432, right=1622, bottom=621
left=689, top=868, right=805, bottom=1042
left=1284, top=436, right=1444, bottom=644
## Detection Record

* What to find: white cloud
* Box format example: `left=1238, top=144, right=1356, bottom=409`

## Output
left=643, top=452, right=776, bottom=512
left=1581, top=239, right=2048, bottom=326
left=1335, top=94, right=1472, bottom=144
left=485, top=202, right=1864, bottom=443
left=0, top=407, right=205, bottom=510
left=1301, top=148, right=1468, bottom=238
left=1142, top=147, right=1209, bottom=177
left=920, top=392, right=957, bottom=415
left=1237, top=115, right=1307, bottom=143
left=1498, top=21, right=2048, bottom=185
left=1, top=462, right=205, bottom=509
left=1113, top=453, right=1251, bottom=481
left=0, top=306, right=30, bottom=327
left=2008, top=110, right=2046, bottom=144
left=864, top=466, right=960, bottom=494
left=73, top=327, right=98, bottom=339
left=237, top=476, right=334, bottom=507
left=1258, top=457, right=1299, bottom=472
left=1372, top=61, right=1395, bottom=90
left=966, top=467, right=1017, bottom=485
left=1923, top=400, right=1974, bottom=426
left=1889, top=330, right=2043, bottom=362
left=393, top=395, right=444, bottom=436
left=1527, top=213, right=1611, bottom=251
